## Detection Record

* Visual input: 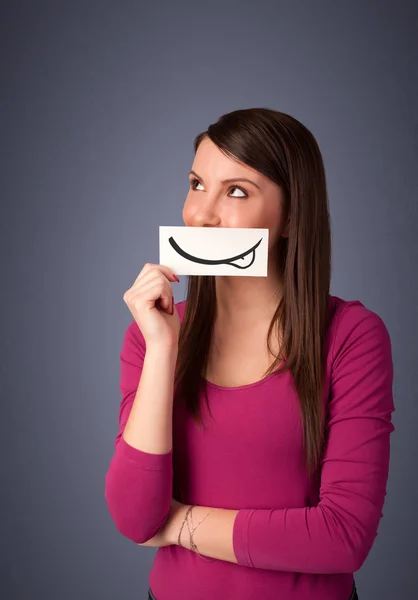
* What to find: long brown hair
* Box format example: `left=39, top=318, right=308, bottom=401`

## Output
left=173, top=107, right=332, bottom=477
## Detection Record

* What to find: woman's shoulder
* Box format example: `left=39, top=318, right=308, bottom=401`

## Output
left=329, top=293, right=389, bottom=331
left=177, top=295, right=383, bottom=326
left=328, top=293, right=392, bottom=365
left=174, top=295, right=390, bottom=352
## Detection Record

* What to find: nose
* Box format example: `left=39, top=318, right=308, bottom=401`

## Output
left=189, top=197, right=221, bottom=228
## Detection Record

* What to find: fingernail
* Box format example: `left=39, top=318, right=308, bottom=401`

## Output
left=172, top=274, right=180, bottom=282
left=171, top=297, right=174, bottom=314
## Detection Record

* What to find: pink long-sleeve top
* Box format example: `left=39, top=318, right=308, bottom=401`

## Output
left=104, top=294, right=395, bottom=600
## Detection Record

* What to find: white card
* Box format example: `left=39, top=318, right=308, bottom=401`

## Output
left=159, top=226, right=269, bottom=276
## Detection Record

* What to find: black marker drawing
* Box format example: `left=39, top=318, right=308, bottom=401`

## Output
left=168, top=236, right=263, bottom=270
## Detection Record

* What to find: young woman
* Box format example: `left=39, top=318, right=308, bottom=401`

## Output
left=105, top=108, right=395, bottom=600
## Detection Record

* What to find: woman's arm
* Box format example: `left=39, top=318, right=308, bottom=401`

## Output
left=104, top=320, right=177, bottom=543
left=169, top=501, right=239, bottom=563
left=122, top=341, right=178, bottom=454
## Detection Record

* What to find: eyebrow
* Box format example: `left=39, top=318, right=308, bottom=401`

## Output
left=188, top=169, right=261, bottom=191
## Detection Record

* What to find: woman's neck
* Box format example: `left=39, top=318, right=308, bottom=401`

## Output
left=214, top=271, right=283, bottom=329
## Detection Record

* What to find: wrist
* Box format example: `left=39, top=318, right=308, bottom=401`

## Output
left=170, top=501, right=190, bottom=547
left=146, top=341, right=178, bottom=355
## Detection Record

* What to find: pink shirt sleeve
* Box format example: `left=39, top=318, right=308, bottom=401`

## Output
left=232, top=303, right=395, bottom=573
left=104, top=320, right=173, bottom=543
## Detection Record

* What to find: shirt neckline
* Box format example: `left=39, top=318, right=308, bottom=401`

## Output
left=201, top=358, right=287, bottom=392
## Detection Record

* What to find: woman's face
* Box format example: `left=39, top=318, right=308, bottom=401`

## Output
left=182, top=136, right=289, bottom=250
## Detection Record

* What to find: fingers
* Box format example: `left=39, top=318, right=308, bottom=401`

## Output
left=135, top=279, right=173, bottom=312
left=123, top=264, right=178, bottom=314
left=133, top=263, right=178, bottom=287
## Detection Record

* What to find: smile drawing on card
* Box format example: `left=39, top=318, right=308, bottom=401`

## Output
left=159, top=226, right=269, bottom=276
left=167, top=235, right=262, bottom=269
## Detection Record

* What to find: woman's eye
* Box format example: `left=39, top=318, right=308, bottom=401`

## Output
left=189, top=178, right=248, bottom=198
left=190, top=178, right=203, bottom=191
left=229, top=186, right=247, bottom=198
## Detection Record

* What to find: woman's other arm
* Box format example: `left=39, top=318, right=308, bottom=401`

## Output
left=104, top=322, right=177, bottom=544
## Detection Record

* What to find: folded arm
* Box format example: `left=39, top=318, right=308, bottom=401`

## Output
left=172, top=306, right=395, bottom=573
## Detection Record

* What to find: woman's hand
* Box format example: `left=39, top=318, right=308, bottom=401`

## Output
left=137, top=498, right=186, bottom=548
left=123, top=263, right=180, bottom=349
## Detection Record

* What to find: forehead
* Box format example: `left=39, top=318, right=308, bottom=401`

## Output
left=192, top=137, right=261, bottom=180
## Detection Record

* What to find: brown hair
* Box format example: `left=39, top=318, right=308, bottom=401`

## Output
left=173, top=107, right=332, bottom=476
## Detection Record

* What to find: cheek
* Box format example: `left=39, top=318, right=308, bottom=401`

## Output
left=255, top=204, right=285, bottom=248
left=264, top=200, right=283, bottom=223
left=234, top=202, right=279, bottom=228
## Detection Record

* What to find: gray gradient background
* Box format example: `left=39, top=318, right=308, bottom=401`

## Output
left=1, top=1, right=417, bottom=599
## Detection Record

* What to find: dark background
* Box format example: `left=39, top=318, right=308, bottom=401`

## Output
left=1, top=1, right=417, bottom=598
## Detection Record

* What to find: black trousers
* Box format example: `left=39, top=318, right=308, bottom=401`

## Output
left=350, top=580, right=359, bottom=600
left=148, top=580, right=359, bottom=599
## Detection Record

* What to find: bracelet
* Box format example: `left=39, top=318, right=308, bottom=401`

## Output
left=177, top=504, right=193, bottom=548
left=177, top=504, right=218, bottom=562
left=187, top=505, right=218, bottom=562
